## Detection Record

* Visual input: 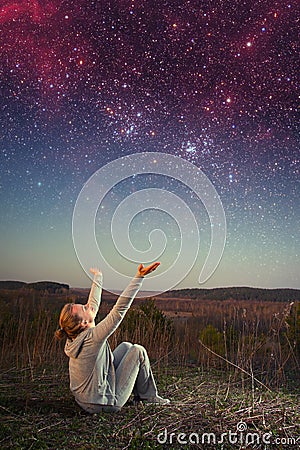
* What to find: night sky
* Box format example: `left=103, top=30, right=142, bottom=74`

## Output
left=0, top=0, right=299, bottom=291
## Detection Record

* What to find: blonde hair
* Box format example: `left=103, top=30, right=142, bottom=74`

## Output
left=54, top=303, right=84, bottom=341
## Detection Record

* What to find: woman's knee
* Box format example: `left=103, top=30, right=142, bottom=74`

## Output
left=117, top=343, right=149, bottom=367
left=114, top=341, right=133, bottom=354
left=113, top=342, right=134, bottom=367
left=132, top=343, right=148, bottom=360
left=132, top=343, right=146, bottom=352
left=120, top=341, right=133, bottom=351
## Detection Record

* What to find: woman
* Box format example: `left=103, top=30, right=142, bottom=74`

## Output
left=55, top=262, right=170, bottom=413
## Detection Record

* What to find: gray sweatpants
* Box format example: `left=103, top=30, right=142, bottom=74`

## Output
left=77, top=342, right=158, bottom=413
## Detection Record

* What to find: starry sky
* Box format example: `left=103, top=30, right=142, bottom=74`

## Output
left=0, top=0, right=299, bottom=291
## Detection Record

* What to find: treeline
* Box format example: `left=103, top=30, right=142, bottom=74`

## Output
left=0, top=281, right=69, bottom=293
left=1, top=281, right=299, bottom=303
left=162, top=286, right=300, bottom=302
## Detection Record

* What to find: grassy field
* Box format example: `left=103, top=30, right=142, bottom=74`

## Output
left=0, top=363, right=299, bottom=449
left=0, top=288, right=299, bottom=449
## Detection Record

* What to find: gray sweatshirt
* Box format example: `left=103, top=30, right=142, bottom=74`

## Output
left=64, top=274, right=143, bottom=406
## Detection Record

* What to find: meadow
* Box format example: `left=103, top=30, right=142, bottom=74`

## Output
left=0, top=286, right=299, bottom=449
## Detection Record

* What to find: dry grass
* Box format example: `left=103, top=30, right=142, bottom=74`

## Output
left=0, top=364, right=299, bottom=449
left=0, top=289, right=299, bottom=448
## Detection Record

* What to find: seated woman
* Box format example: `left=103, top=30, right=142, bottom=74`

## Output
left=55, top=262, right=170, bottom=413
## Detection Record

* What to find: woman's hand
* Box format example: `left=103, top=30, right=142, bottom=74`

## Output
left=137, top=262, right=160, bottom=277
left=90, top=267, right=102, bottom=276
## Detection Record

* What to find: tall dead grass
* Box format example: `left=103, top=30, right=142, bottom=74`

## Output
left=0, top=290, right=298, bottom=388
left=173, top=300, right=299, bottom=387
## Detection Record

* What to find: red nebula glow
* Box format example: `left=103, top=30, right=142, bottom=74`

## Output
left=0, top=0, right=57, bottom=25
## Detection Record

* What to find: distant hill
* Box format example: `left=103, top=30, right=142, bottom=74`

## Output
left=70, top=285, right=300, bottom=305
left=1, top=281, right=299, bottom=303
left=0, top=281, right=69, bottom=294
left=161, top=286, right=300, bottom=302
left=0, top=281, right=26, bottom=290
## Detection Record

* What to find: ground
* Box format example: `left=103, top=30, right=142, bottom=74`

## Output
left=0, top=364, right=299, bottom=449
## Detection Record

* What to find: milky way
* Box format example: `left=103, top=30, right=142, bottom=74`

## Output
left=0, top=0, right=299, bottom=289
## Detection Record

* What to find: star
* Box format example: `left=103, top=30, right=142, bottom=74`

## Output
left=0, top=0, right=298, bottom=289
